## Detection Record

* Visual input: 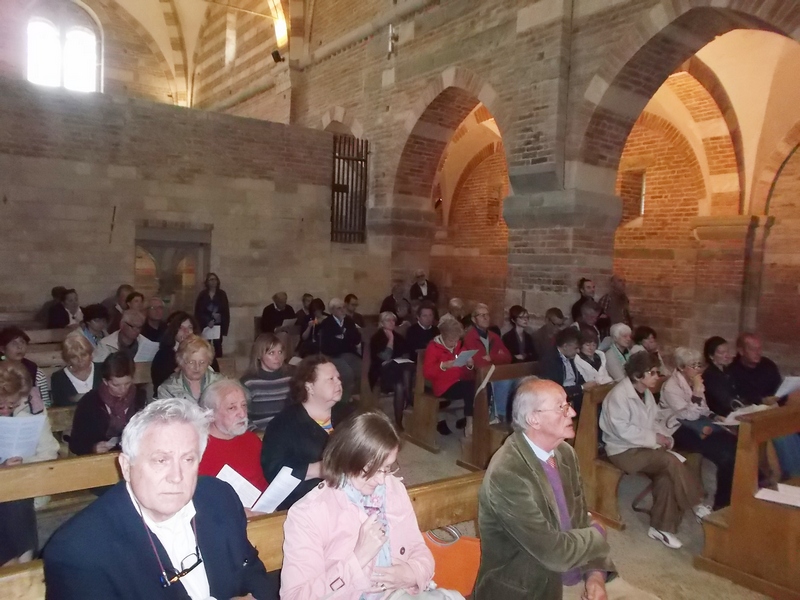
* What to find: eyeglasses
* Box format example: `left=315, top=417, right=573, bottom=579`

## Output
left=687, top=363, right=704, bottom=370
left=160, top=548, right=203, bottom=588
left=645, top=368, right=659, bottom=376
left=534, top=401, right=573, bottom=417
left=365, top=462, right=400, bottom=478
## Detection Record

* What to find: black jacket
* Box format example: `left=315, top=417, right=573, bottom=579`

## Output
left=405, top=324, right=438, bottom=360
left=50, top=367, right=104, bottom=407
left=410, top=280, right=439, bottom=304
left=141, top=321, right=167, bottom=343
left=703, top=363, right=741, bottom=417
left=68, top=387, right=147, bottom=456
left=318, top=315, right=361, bottom=358
left=194, top=289, right=230, bottom=336
left=43, top=478, right=276, bottom=600
left=501, top=329, right=538, bottom=363
left=368, top=329, right=409, bottom=389
left=539, top=349, right=585, bottom=400
left=47, top=303, right=75, bottom=329
left=729, top=355, right=782, bottom=405
left=260, top=304, right=296, bottom=333
left=260, top=402, right=356, bottom=511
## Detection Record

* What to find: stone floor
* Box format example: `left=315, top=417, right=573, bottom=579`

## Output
left=36, top=398, right=767, bottom=600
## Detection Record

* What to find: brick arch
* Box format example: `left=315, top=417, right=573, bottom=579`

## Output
left=320, top=106, right=364, bottom=139
left=751, top=121, right=800, bottom=215
left=447, top=141, right=505, bottom=225
left=575, top=2, right=800, bottom=189
left=663, top=70, right=740, bottom=215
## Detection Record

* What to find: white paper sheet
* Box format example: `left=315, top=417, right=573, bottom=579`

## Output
left=755, top=484, right=800, bottom=508
left=202, top=325, right=222, bottom=341
left=452, top=350, right=478, bottom=368
left=666, top=449, right=687, bottom=463
left=252, top=466, right=301, bottom=513
left=288, top=356, right=303, bottom=366
left=281, top=318, right=297, bottom=329
left=775, top=376, right=800, bottom=398
left=0, top=414, right=46, bottom=462
left=392, top=358, right=414, bottom=364
left=217, top=464, right=261, bottom=508
left=134, top=337, right=160, bottom=362
left=719, top=403, right=775, bottom=427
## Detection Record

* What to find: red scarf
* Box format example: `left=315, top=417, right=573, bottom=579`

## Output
left=98, top=382, right=136, bottom=438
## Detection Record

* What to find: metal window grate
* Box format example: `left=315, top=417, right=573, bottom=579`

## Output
left=331, top=134, right=369, bottom=244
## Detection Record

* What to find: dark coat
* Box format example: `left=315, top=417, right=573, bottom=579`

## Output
left=194, top=289, right=230, bottom=336
left=501, top=328, right=538, bottom=363
left=729, top=355, right=782, bottom=405
left=67, top=387, right=147, bottom=456
left=141, top=321, right=167, bottom=343
left=43, top=478, right=276, bottom=600
left=47, top=303, right=74, bottom=329
left=318, top=315, right=361, bottom=358
left=260, top=304, right=296, bottom=333
left=50, top=367, right=104, bottom=407
left=539, top=349, right=585, bottom=402
left=702, top=363, right=741, bottom=417
left=368, top=329, right=409, bottom=389
left=405, top=323, right=438, bottom=360
left=151, top=346, right=178, bottom=392
left=260, top=402, right=356, bottom=511
left=410, top=280, right=439, bottom=304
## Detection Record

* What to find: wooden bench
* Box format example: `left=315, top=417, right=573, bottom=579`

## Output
left=458, top=361, right=538, bottom=471
left=0, top=310, right=40, bottom=330
left=402, top=349, right=442, bottom=453
left=25, top=350, right=64, bottom=369
left=26, top=329, right=69, bottom=346
left=0, top=471, right=484, bottom=600
left=694, top=405, right=800, bottom=599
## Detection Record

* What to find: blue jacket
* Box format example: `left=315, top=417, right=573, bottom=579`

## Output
left=43, top=477, right=277, bottom=600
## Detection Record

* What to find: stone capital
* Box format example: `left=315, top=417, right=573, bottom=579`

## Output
left=503, top=188, right=622, bottom=230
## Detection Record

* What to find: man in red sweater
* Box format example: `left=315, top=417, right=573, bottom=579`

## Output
left=198, top=379, right=268, bottom=504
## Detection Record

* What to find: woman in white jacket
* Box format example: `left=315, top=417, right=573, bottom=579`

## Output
left=599, top=352, right=706, bottom=550
left=660, top=347, right=737, bottom=510
left=0, top=362, right=59, bottom=566
left=574, top=326, right=613, bottom=385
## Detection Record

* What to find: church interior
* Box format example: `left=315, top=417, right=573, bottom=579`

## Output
left=1, top=0, right=800, bottom=599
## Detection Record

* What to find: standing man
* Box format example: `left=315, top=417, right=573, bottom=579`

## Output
left=261, top=292, right=296, bottom=333
left=43, top=398, right=278, bottom=599
left=410, top=269, right=439, bottom=305
left=475, top=378, right=659, bottom=600
left=141, top=297, right=167, bottom=342
left=571, top=278, right=596, bottom=322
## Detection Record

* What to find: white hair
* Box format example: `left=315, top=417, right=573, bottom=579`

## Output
left=121, top=398, right=211, bottom=462
left=328, top=297, right=344, bottom=309
left=379, top=311, right=397, bottom=326
left=200, top=378, right=250, bottom=412
left=673, top=347, right=702, bottom=370
left=511, top=376, right=545, bottom=431
left=610, top=323, right=632, bottom=341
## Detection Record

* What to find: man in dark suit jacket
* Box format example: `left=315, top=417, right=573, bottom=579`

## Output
left=409, top=269, right=439, bottom=304
left=319, top=298, right=362, bottom=402
left=539, top=327, right=594, bottom=417
left=43, top=398, right=277, bottom=600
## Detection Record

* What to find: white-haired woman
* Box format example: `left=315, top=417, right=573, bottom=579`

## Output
left=157, top=334, right=224, bottom=402
left=603, top=323, right=633, bottom=382
left=661, top=347, right=736, bottom=509
left=369, top=311, right=414, bottom=430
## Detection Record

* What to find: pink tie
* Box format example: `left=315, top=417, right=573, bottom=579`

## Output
left=546, top=456, right=557, bottom=470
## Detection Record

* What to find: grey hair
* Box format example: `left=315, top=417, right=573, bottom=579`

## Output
left=511, top=376, right=546, bottom=431
left=121, top=398, right=212, bottom=462
left=200, top=378, right=251, bottom=412
left=122, top=309, right=145, bottom=325
left=438, top=317, right=464, bottom=338
left=610, top=323, right=632, bottom=341
left=673, top=346, right=702, bottom=370
left=379, top=311, right=397, bottom=326
left=472, top=303, right=489, bottom=318
left=448, top=297, right=464, bottom=310
left=328, top=297, right=344, bottom=309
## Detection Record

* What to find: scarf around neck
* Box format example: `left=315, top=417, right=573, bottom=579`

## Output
left=343, top=481, right=391, bottom=599
left=99, top=381, right=136, bottom=438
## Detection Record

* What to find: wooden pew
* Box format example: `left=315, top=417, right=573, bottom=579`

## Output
left=26, top=329, right=69, bottom=346
left=458, top=361, right=538, bottom=471
left=0, top=472, right=484, bottom=600
left=0, top=310, right=39, bottom=330
left=694, top=405, right=800, bottom=599
left=25, top=350, right=63, bottom=369
left=403, top=349, right=442, bottom=453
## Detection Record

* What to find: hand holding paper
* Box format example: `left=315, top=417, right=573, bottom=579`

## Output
left=452, top=350, right=477, bottom=368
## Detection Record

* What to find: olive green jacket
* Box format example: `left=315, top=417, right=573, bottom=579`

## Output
left=474, top=431, right=616, bottom=600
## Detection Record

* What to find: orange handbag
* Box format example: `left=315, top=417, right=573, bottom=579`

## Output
left=424, top=526, right=481, bottom=597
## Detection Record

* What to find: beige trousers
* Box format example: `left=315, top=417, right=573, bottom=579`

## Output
left=607, top=447, right=704, bottom=532
left=562, top=577, right=662, bottom=600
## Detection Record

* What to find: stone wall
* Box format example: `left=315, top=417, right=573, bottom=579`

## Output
left=0, top=77, right=388, bottom=354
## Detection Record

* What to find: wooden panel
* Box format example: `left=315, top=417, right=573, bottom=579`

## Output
left=738, top=404, right=800, bottom=445
left=25, top=350, right=63, bottom=368
left=26, top=329, right=68, bottom=345
left=47, top=406, right=75, bottom=434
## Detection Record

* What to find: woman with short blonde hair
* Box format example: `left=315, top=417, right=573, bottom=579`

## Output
left=241, top=333, right=292, bottom=429
left=156, top=334, right=223, bottom=402
left=51, top=332, right=102, bottom=406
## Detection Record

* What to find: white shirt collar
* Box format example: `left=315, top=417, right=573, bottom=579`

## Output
left=522, top=433, right=554, bottom=462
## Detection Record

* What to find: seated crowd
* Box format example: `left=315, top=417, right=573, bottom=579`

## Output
left=0, top=271, right=797, bottom=600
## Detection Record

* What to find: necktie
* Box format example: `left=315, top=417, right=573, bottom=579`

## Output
left=546, top=456, right=557, bottom=470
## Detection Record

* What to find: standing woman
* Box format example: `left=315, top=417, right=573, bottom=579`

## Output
left=0, top=362, right=59, bottom=566
left=195, top=272, right=230, bottom=358
left=240, top=333, right=293, bottom=429
left=50, top=332, right=103, bottom=406
left=0, top=327, right=51, bottom=408
left=369, top=311, right=414, bottom=430
left=501, top=305, right=537, bottom=363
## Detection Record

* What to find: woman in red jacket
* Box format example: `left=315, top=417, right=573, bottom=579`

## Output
left=423, top=318, right=475, bottom=436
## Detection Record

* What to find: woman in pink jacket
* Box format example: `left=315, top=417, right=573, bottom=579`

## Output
left=281, top=411, right=463, bottom=600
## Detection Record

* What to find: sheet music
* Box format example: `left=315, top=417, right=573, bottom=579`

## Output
left=0, top=414, right=46, bottom=462
left=252, top=466, right=301, bottom=513
left=217, top=464, right=261, bottom=508
left=134, top=337, right=160, bottom=362
left=452, top=350, right=477, bottom=368
left=201, top=325, right=222, bottom=341
left=775, top=376, right=800, bottom=398
left=718, top=404, right=775, bottom=427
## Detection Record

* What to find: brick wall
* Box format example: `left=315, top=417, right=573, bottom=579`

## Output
left=430, top=149, right=509, bottom=321
left=0, top=77, right=389, bottom=353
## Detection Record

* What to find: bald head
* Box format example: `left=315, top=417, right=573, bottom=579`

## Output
left=512, top=378, right=576, bottom=451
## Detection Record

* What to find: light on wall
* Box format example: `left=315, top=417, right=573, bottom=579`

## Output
left=274, top=16, right=288, bottom=48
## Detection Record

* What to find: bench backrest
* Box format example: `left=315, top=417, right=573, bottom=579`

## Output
left=26, top=329, right=69, bottom=345
left=574, top=382, right=615, bottom=469
left=415, top=349, right=428, bottom=396
left=0, top=471, right=484, bottom=600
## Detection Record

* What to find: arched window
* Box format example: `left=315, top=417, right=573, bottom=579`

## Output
left=27, top=16, right=99, bottom=92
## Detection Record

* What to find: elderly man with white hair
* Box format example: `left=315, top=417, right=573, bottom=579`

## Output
left=475, top=378, right=659, bottom=600
left=198, top=379, right=268, bottom=495
left=603, top=323, right=633, bottom=382
left=43, top=398, right=278, bottom=600
left=318, top=297, right=362, bottom=403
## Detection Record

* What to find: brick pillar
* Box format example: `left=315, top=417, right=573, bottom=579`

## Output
left=503, top=188, right=621, bottom=317
left=369, top=205, right=437, bottom=286
left=689, top=216, right=763, bottom=348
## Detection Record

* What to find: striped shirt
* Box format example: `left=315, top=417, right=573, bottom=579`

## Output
left=240, top=367, right=292, bottom=429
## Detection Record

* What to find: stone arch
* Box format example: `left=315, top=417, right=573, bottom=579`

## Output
left=751, top=121, right=800, bottom=216
left=575, top=1, right=800, bottom=194
left=447, top=141, right=505, bottom=226
left=320, top=106, right=364, bottom=138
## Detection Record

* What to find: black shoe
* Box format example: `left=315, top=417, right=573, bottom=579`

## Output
left=437, top=420, right=452, bottom=435
left=456, top=417, right=466, bottom=429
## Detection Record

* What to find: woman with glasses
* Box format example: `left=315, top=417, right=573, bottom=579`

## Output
left=599, top=351, right=706, bottom=550
left=661, top=347, right=736, bottom=509
left=69, top=353, right=146, bottom=456
left=281, top=410, right=464, bottom=600
left=501, top=305, right=537, bottom=364
left=573, top=325, right=613, bottom=385
left=156, top=335, right=223, bottom=402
